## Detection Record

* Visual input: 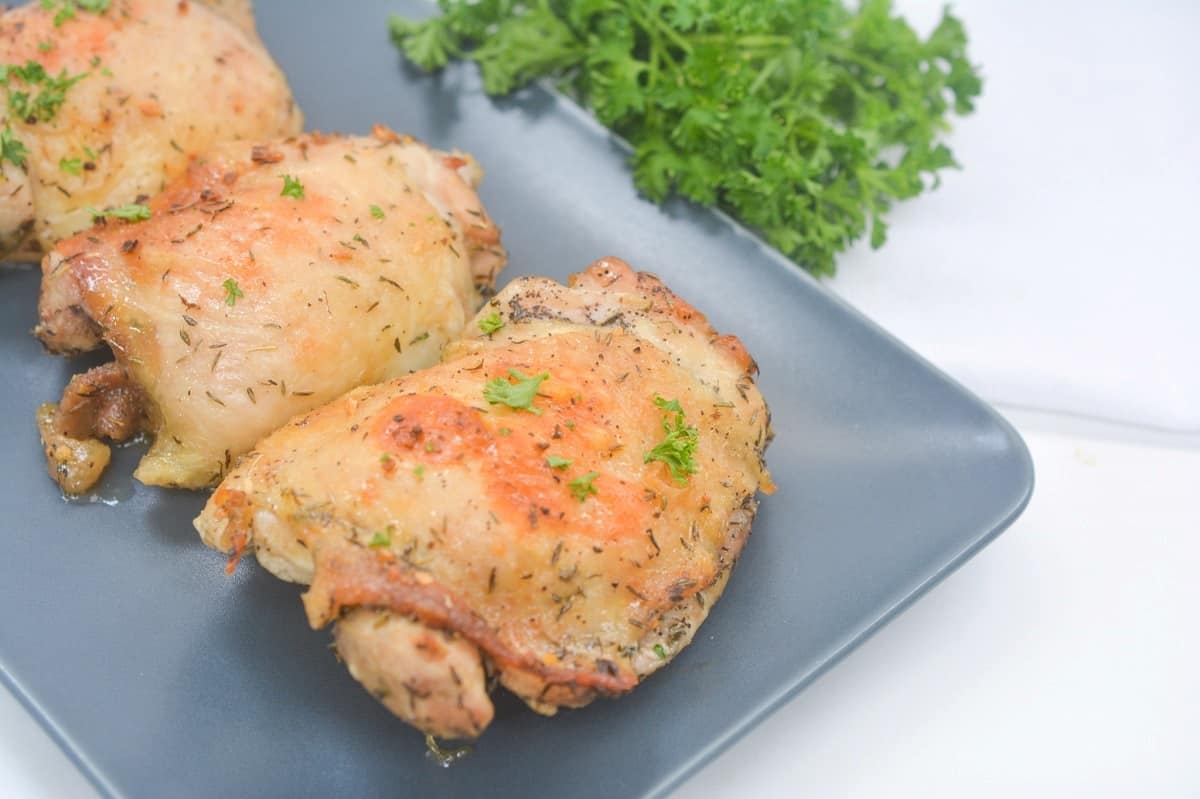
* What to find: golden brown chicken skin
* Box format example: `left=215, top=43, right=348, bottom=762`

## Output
left=35, top=129, right=505, bottom=491
left=195, top=258, right=773, bottom=739
left=0, top=0, right=301, bottom=260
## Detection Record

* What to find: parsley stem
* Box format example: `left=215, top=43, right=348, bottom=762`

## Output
left=748, top=56, right=784, bottom=96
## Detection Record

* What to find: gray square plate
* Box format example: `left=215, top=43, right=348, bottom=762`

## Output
left=0, top=2, right=1033, bottom=797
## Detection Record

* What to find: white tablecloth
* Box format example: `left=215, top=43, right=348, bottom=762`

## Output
left=829, top=0, right=1200, bottom=432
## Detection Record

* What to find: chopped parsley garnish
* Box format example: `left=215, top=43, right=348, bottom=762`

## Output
left=483, top=369, right=548, bottom=414
left=497, top=427, right=511, bottom=436
left=653, top=643, right=667, bottom=659
left=545, top=455, right=573, bottom=470
left=37, top=39, right=53, bottom=53
left=368, top=529, right=392, bottom=548
left=369, top=204, right=385, bottom=220
left=568, top=471, right=599, bottom=503
left=85, top=204, right=151, bottom=222
left=379, top=452, right=392, bottom=464
left=0, top=127, right=27, bottom=169
left=106, top=204, right=150, bottom=221
left=59, top=156, right=82, bottom=175
left=477, top=312, right=504, bottom=335
left=0, top=60, right=88, bottom=123
left=280, top=174, right=305, bottom=199
left=41, top=0, right=111, bottom=27
left=414, top=464, right=425, bottom=480
left=654, top=397, right=683, bottom=414
left=644, top=395, right=699, bottom=485
left=222, top=278, right=243, bottom=306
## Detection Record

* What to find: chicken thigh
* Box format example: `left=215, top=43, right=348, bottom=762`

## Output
left=0, top=0, right=301, bottom=261
left=35, top=128, right=505, bottom=491
left=195, top=258, right=773, bottom=739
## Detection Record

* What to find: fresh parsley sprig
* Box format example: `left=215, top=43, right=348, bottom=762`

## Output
left=390, top=0, right=982, bottom=276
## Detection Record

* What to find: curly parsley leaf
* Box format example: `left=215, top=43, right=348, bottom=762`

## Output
left=483, top=369, right=549, bottom=414
left=644, top=395, right=699, bottom=485
left=477, top=311, right=505, bottom=336
left=568, top=471, right=599, bottom=502
left=280, top=174, right=305, bottom=199
left=222, top=278, right=243, bottom=306
left=0, top=60, right=88, bottom=123
left=389, top=0, right=982, bottom=276
left=0, top=127, right=27, bottom=169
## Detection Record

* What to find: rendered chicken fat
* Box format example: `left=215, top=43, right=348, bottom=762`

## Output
left=35, top=129, right=506, bottom=491
left=195, top=258, right=773, bottom=738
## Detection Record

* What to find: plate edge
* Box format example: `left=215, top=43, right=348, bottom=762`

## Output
left=0, top=660, right=120, bottom=799
left=645, top=422, right=1035, bottom=798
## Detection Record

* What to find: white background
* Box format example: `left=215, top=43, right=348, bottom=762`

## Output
left=829, top=0, right=1200, bottom=432
left=4, top=0, right=1199, bottom=796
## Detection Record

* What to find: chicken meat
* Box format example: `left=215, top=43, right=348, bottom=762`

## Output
left=0, top=0, right=301, bottom=261
left=35, top=128, right=505, bottom=491
left=195, top=257, right=773, bottom=739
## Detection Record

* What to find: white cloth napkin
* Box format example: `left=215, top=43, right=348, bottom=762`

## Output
left=829, top=0, right=1200, bottom=432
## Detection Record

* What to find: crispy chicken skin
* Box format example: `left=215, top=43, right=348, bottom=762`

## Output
left=0, top=0, right=301, bottom=261
left=34, top=129, right=505, bottom=492
left=195, top=257, right=773, bottom=738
